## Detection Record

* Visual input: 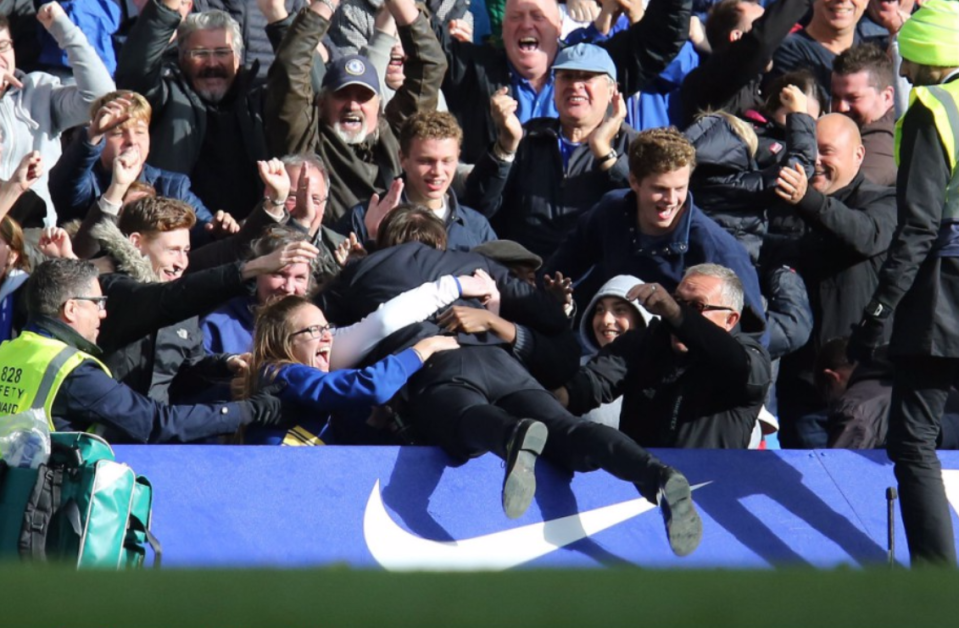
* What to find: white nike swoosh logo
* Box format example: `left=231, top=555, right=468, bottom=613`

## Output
left=363, top=479, right=709, bottom=571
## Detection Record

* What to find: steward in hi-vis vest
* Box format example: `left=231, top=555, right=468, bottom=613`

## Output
left=7, top=259, right=287, bottom=444
left=0, top=330, right=111, bottom=430
left=847, top=0, right=959, bottom=567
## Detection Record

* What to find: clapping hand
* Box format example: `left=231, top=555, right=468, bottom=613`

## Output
left=205, top=210, right=241, bottom=237
left=365, top=178, right=404, bottom=240
left=490, top=87, right=523, bottom=154
left=334, top=232, right=367, bottom=267
left=38, top=227, right=76, bottom=260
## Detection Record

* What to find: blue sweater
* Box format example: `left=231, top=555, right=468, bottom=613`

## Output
left=48, top=133, right=215, bottom=226
left=202, top=296, right=256, bottom=355
left=244, top=348, right=424, bottom=445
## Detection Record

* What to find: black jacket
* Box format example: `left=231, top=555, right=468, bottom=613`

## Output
left=871, top=87, right=959, bottom=358
left=566, top=304, right=771, bottom=448
left=317, top=242, right=580, bottom=389
left=97, top=262, right=252, bottom=403
left=438, top=0, right=691, bottom=164
left=685, top=111, right=817, bottom=264
left=827, top=360, right=892, bottom=449
left=788, top=172, right=898, bottom=346
left=114, top=0, right=269, bottom=185
left=463, top=117, right=635, bottom=259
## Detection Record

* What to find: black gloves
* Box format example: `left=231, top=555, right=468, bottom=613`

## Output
left=847, top=315, right=887, bottom=365
left=240, top=382, right=287, bottom=427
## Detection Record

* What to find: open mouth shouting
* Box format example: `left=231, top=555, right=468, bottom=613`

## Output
left=315, top=343, right=332, bottom=371
left=518, top=36, right=539, bottom=53
left=339, top=111, right=365, bottom=133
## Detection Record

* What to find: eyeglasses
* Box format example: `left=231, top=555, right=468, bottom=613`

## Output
left=289, top=324, right=334, bottom=340
left=185, top=48, right=234, bottom=61
left=0, top=40, right=13, bottom=53
left=285, top=194, right=329, bottom=207
left=68, top=296, right=109, bottom=312
left=673, top=295, right=734, bottom=314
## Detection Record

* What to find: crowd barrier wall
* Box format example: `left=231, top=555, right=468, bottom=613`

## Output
left=112, top=446, right=959, bottom=570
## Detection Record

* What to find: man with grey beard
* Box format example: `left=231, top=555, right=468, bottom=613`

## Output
left=116, top=0, right=269, bottom=221
left=265, top=0, right=447, bottom=224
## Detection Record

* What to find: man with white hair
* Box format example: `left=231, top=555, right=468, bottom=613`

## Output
left=116, top=0, right=270, bottom=220
left=557, top=264, right=771, bottom=449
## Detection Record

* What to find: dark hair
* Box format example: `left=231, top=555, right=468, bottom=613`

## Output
left=375, top=204, right=448, bottom=251
left=628, top=127, right=696, bottom=183
left=118, top=196, right=197, bottom=237
left=24, top=259, right=99, bottom=318
left=833, top=43, right=894, bottom=91
left=705, top=0, right=754, bottom=55
left=764, top=70, right=828, bottom=115
left=399, top=111, right=463, bottom=155
left=814, top=336, right=852, bottom=397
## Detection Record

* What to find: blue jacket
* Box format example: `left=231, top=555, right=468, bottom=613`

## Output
left=543, top=189, right=766, bottom=337
left=245, top=349, right=424, bottom=445
left=202, top=295, right=256, bottom=356
left=48, top=131, right=214, bottom=226
left=337, top=188, right=497, bottom=253
left=564, top=17, right=698, bottom=131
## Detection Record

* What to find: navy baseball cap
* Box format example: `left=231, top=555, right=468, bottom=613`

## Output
left=552, top=44, right=617, bottom=82
left=322, top=54, right=380, bottom=95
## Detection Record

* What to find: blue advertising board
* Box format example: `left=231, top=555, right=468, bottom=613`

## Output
left=113, top=446, right=959, bottom=570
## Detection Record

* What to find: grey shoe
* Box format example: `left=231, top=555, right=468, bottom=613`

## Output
left=502, top=419, right=548, bottom=519
left=659, top=467, right=703, bottom=557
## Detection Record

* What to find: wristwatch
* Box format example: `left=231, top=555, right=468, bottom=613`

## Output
left=492, top=141, right=516, bottom=163
left=598, top=150, right=617, bottom=164
left=864, top=299, right=891, bottom=320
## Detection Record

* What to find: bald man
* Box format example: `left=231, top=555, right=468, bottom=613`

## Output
left=771, top=113, right=899, bottom=447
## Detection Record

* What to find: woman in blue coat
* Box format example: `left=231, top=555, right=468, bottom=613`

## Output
left=240, top=295, right=461, bottom=445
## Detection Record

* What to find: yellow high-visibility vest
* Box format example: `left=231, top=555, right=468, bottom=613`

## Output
left=896, top=80, right=959, bottom=221
left=0, top=331, right=111, bottom=431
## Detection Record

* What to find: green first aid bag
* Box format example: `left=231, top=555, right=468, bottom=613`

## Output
left=0, top=432, right=161, bottom=569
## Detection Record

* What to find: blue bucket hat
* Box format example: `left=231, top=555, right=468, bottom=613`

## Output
left=552, top=44, right=617, bottom=82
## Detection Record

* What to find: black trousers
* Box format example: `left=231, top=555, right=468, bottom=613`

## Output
left=888, top=355, right=958, bottom=566
left=404, top=346, right=664, bottom=502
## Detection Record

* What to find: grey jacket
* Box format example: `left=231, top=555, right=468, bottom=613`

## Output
left=0, top=11, right=114, bottom=224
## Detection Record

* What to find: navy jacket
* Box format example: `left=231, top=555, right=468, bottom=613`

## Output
left=48, top=132, right=214, bottom=226
left=543, top=189, right=766, bottom=338
left=318, top=242, right=580, bottom=390
left=32, top=317, right=248, bottom=444
left=464, top=116, right=635, bottom=259
left=337, top=188, right=496, bottom=252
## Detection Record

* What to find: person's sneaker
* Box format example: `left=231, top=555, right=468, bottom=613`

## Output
left=501, top=419, right=548, bottom=519
left=658, top=466, right=703, bottom=557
